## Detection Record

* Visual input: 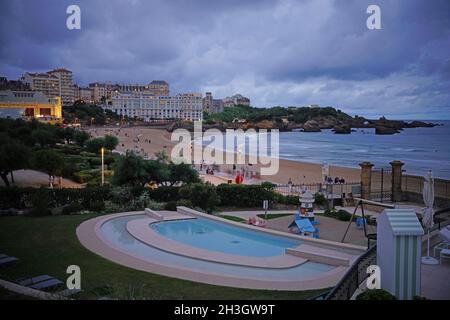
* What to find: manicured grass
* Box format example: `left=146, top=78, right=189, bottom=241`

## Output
left=0, top=214, right=327, bottom=300
left=218, top=215, right=246, bottom=223
left=257, top=213, right=294, bottom=220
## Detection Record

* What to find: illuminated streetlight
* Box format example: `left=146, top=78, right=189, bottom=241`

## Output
left=101, top=147, right=105, bottom=186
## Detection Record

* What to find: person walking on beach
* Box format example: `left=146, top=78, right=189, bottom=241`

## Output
left=288, top=178, right=293, bottom=195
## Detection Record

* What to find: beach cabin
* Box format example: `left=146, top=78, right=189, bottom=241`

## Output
left=377, top=209, right=424, bottom=299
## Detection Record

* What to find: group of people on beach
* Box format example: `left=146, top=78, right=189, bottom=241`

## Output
left=324, top=175, right=346, bottom=184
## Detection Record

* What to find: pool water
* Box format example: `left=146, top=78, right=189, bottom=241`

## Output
left=151, top=218, right=300, bottom=257
left=100, top=215, right=335, bottom=280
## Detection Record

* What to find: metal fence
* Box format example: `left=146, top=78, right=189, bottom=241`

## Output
left=370, top=167, right=392, bottom=202
left=274, top=182, right=361, bottom=200
left=325, top=245, right=377, bottom=300
left=402, top=174, right=450, bottom=199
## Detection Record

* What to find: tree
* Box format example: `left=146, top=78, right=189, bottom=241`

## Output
left=33, top=150, right=65, bottom=178
left=104, top=135, right=119, bottom=151
left=73, top=130, right=90, bottom=147
left=112, top=151, right=149, bottom=186
left=0, top=142, right=31, bottom=186
left=85, top=137, right=105, bottom=154
left=144, top=160, right=170, bottom=185
left=62, top=127, right=75, bottom=144
left=31, top=129, right=56, bottom=147
left=167, top=162, right=200, bottom=186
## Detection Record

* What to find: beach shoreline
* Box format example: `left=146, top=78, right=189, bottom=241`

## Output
left=87, top=126, right=361, bottom=184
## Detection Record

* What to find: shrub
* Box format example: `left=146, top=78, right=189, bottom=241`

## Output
left=324, top=209, right=352, bottom=221
left=62, top=202, right=84, bottom=215
left=145, top=199, right=165, bottom=210
left=73, top=130, right=90, bottom=147
left=274, top=193, right=298, bottom=206
left=216, top=184, right=273, bottom=207
left=89, top=200, right=105, bottom=212
left=0, top=187, right=35, bottom=209
left=73, top=170, right=95, bottom=184
left=356, top=289, right=397, bottom=300
left=336, top=209, right=352, bottom=221
left=314, top=192, right=326, bottom=206
left=176, top=199, right=192, bottom=208
left=148, top=186, right=180, bottom=202
left=164, top=201, right=177, bottom=211
left=29, top=188, right=52, bottom=216
left=179, top=183, right=218, bottom=213
left=85, top=138, right=105, bottom=154
left=261, top=181, right=275, bottom=191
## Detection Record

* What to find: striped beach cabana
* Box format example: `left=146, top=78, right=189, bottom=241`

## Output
left=377, top=209, right=424, bottom=300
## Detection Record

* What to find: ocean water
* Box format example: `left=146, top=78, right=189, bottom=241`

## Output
left=194, top=120, right=450, bottom=179
left=278, top=120, right=450, bottom=179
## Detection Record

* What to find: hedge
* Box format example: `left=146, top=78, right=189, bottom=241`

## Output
left=0, top=186, right=112, bottom=210
left=216, top=184, right=274, bottom=208
left=148, top=186, right=181, bottom=202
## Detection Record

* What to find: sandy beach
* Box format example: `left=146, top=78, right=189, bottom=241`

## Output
left=87, top=126, right=361, bottom=185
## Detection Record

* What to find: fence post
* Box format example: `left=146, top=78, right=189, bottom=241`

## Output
left=390, top=160, right=404, bottom=202
left=359, top=162, right=374, bottom=200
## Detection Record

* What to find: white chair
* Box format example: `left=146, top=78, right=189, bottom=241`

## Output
left=434, top=225, right=450, bottom=257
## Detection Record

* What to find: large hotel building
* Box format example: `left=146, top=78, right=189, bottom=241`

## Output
left=108, top=92, right=203, bottom=121
left=21, top=68, right=74, bottom=106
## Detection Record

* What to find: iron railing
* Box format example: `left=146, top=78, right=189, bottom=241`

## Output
left=274, top=182, right=361, bottom=200
left=325, top=245, right=377, bottom=300
left=402, top=175, right=450, bottom=199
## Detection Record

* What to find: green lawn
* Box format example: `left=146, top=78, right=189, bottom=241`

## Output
left=257, top=213, right=294, bottom=220
left=217, top=215, right=246, bottom=223
left=0, top=214, right=326, bottom=300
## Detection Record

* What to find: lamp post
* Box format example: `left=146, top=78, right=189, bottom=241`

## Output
left=101, top=147, right=105, bottom=186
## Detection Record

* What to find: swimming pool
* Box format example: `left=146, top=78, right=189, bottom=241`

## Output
left=151, top=218, right=301, bottom=257
left=99, top=215, right=334, bottom=280
left=77, top=211, right=358, bottom=290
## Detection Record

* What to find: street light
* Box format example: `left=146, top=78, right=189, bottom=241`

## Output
left=101, top=147, right=105, bottom=186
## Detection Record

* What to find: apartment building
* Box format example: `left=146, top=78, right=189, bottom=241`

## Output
left=73, top=85, right=94, bottom=103
left=109, top=92, right=203, bottom=121
left=47, top=68, right=74, bottom=106
left=0, top=76, right=31, bottom=91
left=21, top=72, right=59, bottom=100
left=222, top=94, right=251, bottom=107
left=202, top=92, right=224, bottom=114
left=89, top=82, right=114, bottom=104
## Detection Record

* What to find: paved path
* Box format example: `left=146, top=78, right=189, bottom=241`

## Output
left=218, top=209, right=368, bottom=246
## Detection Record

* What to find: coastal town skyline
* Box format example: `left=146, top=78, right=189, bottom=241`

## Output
left=1, top=0, right=449, bottom=119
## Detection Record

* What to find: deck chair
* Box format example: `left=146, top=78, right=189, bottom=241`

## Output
left=29, top=278, right=64, bottom=290
left=17, top=274, right=53, bottom=287
left=0, top=256, right=19, bottom=266
left=57, top=288, right=82, bottom=298
left=434, top=226, right=450, bottom=257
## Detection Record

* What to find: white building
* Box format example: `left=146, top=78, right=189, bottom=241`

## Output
left=109, top=92, right=203, bottom=121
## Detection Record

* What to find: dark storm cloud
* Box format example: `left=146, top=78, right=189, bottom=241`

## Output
left=0, top=0, right=449, bottom=118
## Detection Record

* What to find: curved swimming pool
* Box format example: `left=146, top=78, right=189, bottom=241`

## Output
left=150, top=218, right=301, bottom=257
left=100, top=215, right=335, bottom=281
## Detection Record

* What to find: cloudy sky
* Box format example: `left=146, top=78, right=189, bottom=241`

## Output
left=1, top=0, right=449, bottom=119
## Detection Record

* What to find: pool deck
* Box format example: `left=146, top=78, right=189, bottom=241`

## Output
left=77, top=208, right=366, bottom=291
